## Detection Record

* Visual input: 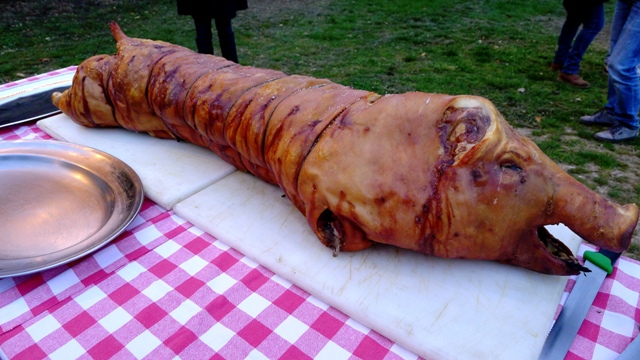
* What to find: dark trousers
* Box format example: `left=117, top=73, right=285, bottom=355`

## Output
left=553, top=0, right=605, bottom=74
left=193, top=16, right=238, bottom=63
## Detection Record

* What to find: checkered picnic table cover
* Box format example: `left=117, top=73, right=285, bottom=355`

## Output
left=0, top=69, right=639, bottom=359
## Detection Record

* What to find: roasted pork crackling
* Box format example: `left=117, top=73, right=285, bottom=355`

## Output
left=52, top=23, right=639, bottom=275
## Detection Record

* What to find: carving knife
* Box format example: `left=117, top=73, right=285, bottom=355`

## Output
left=538, top=248, right=621, bottom=359
left=0, top=86, right=69, bottom=128
left=617, top=333, right=640, bottom=360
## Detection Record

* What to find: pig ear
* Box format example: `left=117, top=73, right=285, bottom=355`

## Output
left=438, top=97, right=495, bottom=160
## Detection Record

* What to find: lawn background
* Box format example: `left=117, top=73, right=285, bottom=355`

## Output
left=1, top=0, right=638, bottom=256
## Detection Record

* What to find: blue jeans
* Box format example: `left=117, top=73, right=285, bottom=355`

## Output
left=553, top=0, right=605, bottom=74
left=605, top=0, right=640, bottom=129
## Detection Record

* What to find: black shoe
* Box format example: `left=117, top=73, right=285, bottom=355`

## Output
left=579, top=109, right=616, bottom=126
left=594, top=124, right=639, bottom=142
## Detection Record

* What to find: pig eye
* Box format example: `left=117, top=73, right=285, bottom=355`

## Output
left=499, top=162, right=526, bottom=184
left=500, top=162, right=522, bottom=172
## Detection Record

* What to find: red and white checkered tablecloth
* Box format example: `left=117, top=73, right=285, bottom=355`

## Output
left=558, top=250, right=640, bottom=359
left=0, top=70, right=639, bottom=360
left=0, top=66, right=77, bottom=92
left=0, top=123, right=416, bottom=360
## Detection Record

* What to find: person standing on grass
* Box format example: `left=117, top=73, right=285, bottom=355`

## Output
left=579, top=0, right=640, bottom=142
left=177, top=0, right=248, bottom=63
left=551, top=0, right=608, bottom=89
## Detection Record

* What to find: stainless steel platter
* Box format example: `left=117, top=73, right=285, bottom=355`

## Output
left=0, top=140, right=144, bottom=277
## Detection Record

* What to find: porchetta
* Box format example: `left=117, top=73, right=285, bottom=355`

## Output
left=52, top=23, right=639, bottom=275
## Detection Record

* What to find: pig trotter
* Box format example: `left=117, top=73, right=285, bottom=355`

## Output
left=317, top=209, right=343, bottom=256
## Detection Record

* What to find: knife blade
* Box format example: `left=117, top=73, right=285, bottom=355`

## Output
left=0, top=86, right=69, bottom=129
left=617, top=333, right=640, bottom=360
left=538, top=248, right=621, bottom=360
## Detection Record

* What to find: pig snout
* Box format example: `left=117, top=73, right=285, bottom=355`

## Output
left=498, top=132, right=639, bottom=275
left=548, top=166, right=639, bottom=253
left=441, top=97, right=638, bottom=275
left=508, top=153, right=639, bottom=275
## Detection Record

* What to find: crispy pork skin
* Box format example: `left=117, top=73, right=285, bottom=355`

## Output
left=52, top=23, right=639, bottom=275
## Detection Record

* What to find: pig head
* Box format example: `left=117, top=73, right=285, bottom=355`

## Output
left=299, top=94, right=639, bottom=275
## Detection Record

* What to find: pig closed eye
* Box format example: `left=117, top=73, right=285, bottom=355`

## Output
left=500, top=163, right=522, bottom=172
left=500, top=162, right=526, bottom=184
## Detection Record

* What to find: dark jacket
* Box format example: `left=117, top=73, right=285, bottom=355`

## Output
left=177, top=0, right=248, bottom=19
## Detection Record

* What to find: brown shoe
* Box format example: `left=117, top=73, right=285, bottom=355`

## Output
left=558, top=72, right=590, bottom=89
left=550, top=62, right=563, bottom=71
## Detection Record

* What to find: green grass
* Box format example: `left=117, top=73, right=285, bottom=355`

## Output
left=2, top=0, right=638, bottom=256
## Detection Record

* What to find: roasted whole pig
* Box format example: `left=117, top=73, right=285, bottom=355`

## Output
left=52, top=23, right=639, bottom=275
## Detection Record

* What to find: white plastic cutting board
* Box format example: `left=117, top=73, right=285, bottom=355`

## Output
left=174, top=171, right=580, bottom=360
left=38, top=114, right=236, bottom=209
left=38, top=114, right=581, bottom=359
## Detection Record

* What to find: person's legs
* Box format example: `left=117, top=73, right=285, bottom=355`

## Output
left=607, top=3, right=640, bottom=127
left=609, top=1, right=631, bottom=57
left=605, top=0, right=635, bottom=111
left=562, top=3, right=604, bottom=74
left=193, top=16, right=214, bottom=55
left=214, top=17, right=238, bottom=63
left=595, top=0, right=640, bottom=141
left=553, top=0, right=582, bottom=67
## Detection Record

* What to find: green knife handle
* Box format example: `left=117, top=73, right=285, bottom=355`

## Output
left=583, top=249, right=621, bottom=275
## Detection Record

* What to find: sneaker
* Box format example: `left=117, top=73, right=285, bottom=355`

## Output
left=594, top=124, right=639, bottom=142
left=579, top=109, right=616, bottom=126
left=558, top=72, right=590, bottom=88
left=550, top=62, right=563, bottom=71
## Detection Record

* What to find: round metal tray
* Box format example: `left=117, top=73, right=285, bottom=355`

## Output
left=0, top=140, right=144, bottom=277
